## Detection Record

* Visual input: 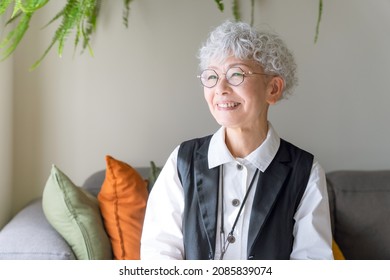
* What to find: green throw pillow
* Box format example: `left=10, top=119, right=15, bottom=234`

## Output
left=42, top=165, right=112, bottom=259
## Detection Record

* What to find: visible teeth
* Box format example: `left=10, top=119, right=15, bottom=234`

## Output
left=218, top=102, right=239, bottom=108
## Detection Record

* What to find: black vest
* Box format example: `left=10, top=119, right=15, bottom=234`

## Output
left=177, top=135, right=313, bottom=260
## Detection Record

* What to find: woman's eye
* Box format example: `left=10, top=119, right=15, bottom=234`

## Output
left=228, top=72, right=244, bottom=80
left=231, top=72, right=244, bottom=77
left=207, top=75, right=218, bottom=80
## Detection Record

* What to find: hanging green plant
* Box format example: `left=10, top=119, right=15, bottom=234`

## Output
left=0, top=0, right=324, bottom=70
left=0, top=0, right=131, bottom=70
left=213, top=0, right=323, bottom=41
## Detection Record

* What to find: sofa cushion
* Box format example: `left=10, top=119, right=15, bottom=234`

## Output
left=83, top=168, right=151, bottom=197
left=97, top=155, right=148, bottom=260
left=0, top=199, right=75, bottom=260
left=42, top=165, right=112, bottom=259
left=82, top=170, right=106, bottom=197
left=327, top=170, right=390, bottom=259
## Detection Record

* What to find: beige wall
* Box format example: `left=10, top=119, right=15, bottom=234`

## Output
left=5, top=0, right=390, bottom=218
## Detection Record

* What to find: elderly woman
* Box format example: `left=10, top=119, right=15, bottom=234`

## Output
left=141, top=21, right=333, bottom=260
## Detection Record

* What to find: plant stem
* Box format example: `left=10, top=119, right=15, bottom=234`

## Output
left=314, top=0, right=323, bottom=43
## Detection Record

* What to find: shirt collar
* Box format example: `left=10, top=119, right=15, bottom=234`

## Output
left=208, top=122, right=281, bottom=172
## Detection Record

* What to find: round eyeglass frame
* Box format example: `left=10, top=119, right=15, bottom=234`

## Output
left=197, top=66, right=274, bottom=88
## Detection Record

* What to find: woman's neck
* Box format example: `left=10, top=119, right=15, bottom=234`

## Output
left=225, top=122, right=269, bottom=158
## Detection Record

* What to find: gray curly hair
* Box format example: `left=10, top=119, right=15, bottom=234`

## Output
left=198, top=20, right=298, bottom=98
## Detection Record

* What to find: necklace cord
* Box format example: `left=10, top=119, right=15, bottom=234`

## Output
left=229, top=168, right=259, bottom=235
left=220, top=166, right=225, bottom=256
left=219, top=165, right=260, bottom=260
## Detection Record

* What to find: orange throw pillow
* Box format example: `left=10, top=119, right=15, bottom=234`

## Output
left=98, top=155, right=148, bottom=260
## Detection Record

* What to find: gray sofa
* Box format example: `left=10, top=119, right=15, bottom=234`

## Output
left=0, top=167, right=150, bottom=260
left=1, top=169, right=390, bottom=260
left=326, top=170, right=390, bottom=259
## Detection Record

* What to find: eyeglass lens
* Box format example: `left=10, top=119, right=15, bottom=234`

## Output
left=199, top=67, right=245, bottom=88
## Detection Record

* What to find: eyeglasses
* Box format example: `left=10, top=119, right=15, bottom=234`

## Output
left=197, top=66, right=274, bottom=88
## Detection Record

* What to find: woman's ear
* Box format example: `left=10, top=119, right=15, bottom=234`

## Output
left=266, top=76, right=284, bottom=105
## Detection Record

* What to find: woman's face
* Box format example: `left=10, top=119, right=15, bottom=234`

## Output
left=203, top=56, right=281, bottom=131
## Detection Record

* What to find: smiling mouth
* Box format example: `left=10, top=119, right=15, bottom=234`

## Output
left=217, top=102, right=240, bottom=108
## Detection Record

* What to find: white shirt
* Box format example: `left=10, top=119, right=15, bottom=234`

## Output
left=141, top=124, right=334, bottom=260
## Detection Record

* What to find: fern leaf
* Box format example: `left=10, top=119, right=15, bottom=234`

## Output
left=56, top=0, right=82, bottom=56
left=122, top=0, right=133, bottom=27
left=31, top=0, right=79, bottom=64
left=314, top=0, right=323, bottom=43
left=81, top=0, right=101, bottom=51
left=0, top=0, right=13, bottom=16
left=31, top=0, right=100, bottom=69
left=232, top=0, right=240, bottom=22
left=1, top=0, right=48, bottom=61
left=18, top=0, right=49, bottom=14
left=250, top=0, right=255, bottom=26
left=0, top=12, right=32, bottom=61
left=90, top=0, right=101, bottom=30
left=42, top=7, right=66, bottom=29
left=5, top=11, right=21, bottom=25
left=29, top=37, right=56, bottom=70
left=214, top=0, right=224, bottom=12
left=11, top=0, right=22, bottom=18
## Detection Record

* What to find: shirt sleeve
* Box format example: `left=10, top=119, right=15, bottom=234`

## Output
left=290, top=159, right=334, bottom=260
left=140, top=146, right=185, bottom=260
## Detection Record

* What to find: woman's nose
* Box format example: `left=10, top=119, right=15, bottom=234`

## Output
left=214, top=75, right=230, bottom=95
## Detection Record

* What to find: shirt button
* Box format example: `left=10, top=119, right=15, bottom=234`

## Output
left=236, top=164, right=243, bottom=170
left=227, top=234, right=236, bottom=244
left=232, top=199, right=240, bottom=207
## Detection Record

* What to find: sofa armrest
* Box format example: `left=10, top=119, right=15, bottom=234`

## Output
left=0, top=198, right=75, bottom=260
left=326, top=170, right=390, bottom=260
